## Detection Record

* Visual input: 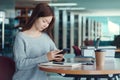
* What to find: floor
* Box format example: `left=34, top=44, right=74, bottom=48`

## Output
left=49, top=75, right=109, bottom=80
left=48, top=73, right=109, bottom=80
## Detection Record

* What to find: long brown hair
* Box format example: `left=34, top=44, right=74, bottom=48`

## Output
left=22, top=3, right=55, bottom=41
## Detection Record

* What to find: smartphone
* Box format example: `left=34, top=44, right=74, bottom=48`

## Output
left=57, top=48, right=70, bottom=54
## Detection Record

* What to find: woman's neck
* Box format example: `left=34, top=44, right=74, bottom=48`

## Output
left=23, top=28, right=42, bottom=38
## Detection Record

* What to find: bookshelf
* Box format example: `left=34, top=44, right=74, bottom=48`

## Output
left=15, top=7, right=34, bottom=28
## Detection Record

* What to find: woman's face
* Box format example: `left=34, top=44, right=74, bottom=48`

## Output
left=34, top=16, right=53, bottom=31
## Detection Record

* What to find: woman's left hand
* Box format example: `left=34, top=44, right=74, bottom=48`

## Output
left=54, top=53, right=64, bottom=62
left=47, top=50, right=64, bottom=61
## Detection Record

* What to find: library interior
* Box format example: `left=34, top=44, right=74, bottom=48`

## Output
left=1, top=0, right=120, bottom=80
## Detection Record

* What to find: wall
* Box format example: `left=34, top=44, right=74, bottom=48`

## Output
left=0, top=0, right=15, bottom=18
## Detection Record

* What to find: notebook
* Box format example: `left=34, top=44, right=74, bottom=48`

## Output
left=39, top=62, right=81, bottom=67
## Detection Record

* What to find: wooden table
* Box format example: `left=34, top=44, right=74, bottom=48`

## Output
left=39, top=58, right=120, bottom=80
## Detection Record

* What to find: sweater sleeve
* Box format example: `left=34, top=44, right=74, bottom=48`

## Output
left=45, top=34, right=57, bottom=51
left=50, top=40, right=57, bottom=51
left=13, top=34, right=49, bottom=70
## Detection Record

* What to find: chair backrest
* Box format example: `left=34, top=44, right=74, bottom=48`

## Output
left=84, top=40, right=94, bottom=46
left=0, top=56, right=15, bottom=80
left=72, top=46, right=82, bottom=56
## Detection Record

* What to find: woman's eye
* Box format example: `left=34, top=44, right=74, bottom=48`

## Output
left=43, top=20, right=46, bottom=23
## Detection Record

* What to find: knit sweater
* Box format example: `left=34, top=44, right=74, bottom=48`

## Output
left=12, top=32, right=57, bottom=80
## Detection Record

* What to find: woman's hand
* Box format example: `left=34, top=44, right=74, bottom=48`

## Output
left=47, top=50, right=64, bottom=61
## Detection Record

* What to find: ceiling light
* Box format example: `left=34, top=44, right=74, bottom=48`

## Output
left=48, top=3, right=77, bottom=6
left=58, top=7, right=85, bottom=10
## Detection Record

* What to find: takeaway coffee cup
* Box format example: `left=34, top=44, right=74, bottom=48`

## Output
left=95, top=49, right=106, bottom=67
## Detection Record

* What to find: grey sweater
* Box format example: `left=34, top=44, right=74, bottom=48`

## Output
left=12, top=32, right=57, bottom=80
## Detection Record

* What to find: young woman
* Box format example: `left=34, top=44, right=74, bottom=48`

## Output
left=13, top=3, right=64, bottom=80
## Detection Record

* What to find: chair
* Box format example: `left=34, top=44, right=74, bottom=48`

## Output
left=0, top=56, right=15, bottom=80
left=84, top=39, right=94, bottom=46
left=72, top=46, right=82, bottom=56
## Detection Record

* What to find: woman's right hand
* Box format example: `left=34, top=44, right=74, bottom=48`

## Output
left=47, top=50, right=64, bottom=61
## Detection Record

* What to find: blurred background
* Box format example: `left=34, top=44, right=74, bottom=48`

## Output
left=0, top=0, right=120, bottom=57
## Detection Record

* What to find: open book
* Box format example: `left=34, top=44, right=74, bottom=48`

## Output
left=39, top=62, right=81, bottom=67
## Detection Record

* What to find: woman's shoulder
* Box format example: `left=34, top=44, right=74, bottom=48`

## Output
left=15, top=31, right=26, bottom=39
left=16, top=31, right=23, bottom=36
left=42, top=32, right=50, bottom=39
left=42, top=32, right=48, bottom=36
